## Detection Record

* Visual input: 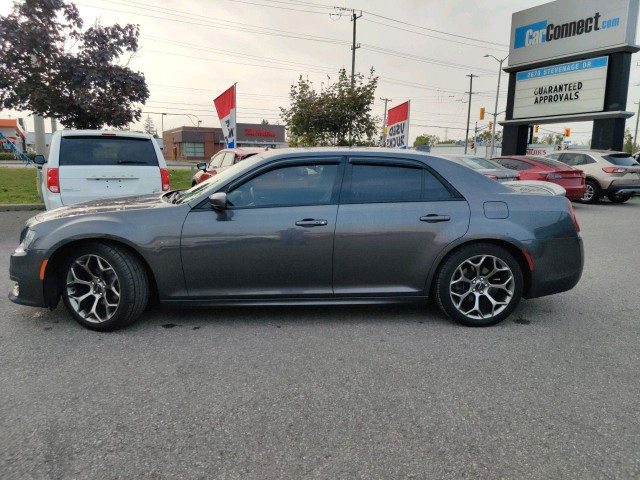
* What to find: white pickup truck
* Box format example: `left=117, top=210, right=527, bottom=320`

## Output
left=34, top=130, right=169, bottom=210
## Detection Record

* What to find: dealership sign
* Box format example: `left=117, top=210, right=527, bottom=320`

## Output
left=509, top=0, right=638, bottom=68
left=214, top=85, right=237, bottom=148
left=386, top=101, right=410, bottom=149
left=513, top=57, right=608, bottom=119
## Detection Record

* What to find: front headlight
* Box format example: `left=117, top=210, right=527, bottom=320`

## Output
left=16, top=228, right=36, bottom=253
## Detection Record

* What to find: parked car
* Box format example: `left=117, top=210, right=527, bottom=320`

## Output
left=10, top=148, right=583, bottom=331
left=546, top=150, right=640, bottom=203
left=492, top=155, right=586, bottom=200
left=191, top=147, right=265, bottom=186
left=33, top=130, right=168, bottom=210
left=439, top=154, right=519, bottom=182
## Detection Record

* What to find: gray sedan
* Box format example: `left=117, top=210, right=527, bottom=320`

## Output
left=9, top=148, right=583, bottom=331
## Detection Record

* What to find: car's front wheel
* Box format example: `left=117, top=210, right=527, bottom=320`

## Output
left=435, top=244, right=524, bottom=327
left=61, top=243, right=149, bottom=331
left=580, top=180, right=600, bottom=204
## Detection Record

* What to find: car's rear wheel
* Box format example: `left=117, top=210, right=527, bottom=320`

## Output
left=606, top=193, right=632, bottom=203
left=61, top=243, right=149, bottom=331
left=580, top=180, right=600, bottom=204
left=435, top=244, right=523, bottom=327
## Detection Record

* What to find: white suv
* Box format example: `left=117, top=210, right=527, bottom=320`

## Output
left=34, top=130, right=169, bottom=210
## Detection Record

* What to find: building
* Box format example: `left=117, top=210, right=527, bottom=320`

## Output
left=162, top=123, right=286, bottom=161
left=0, top=118, right=27, bottom=153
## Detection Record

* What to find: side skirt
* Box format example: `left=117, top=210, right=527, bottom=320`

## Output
left=161, top=296, right=430, bottom=307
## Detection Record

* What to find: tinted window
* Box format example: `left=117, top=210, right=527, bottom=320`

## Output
left=564, top=154, right=594, bottom=166
left=603, top=153, right=637, bottom=166
left=423, top=169, right=455, bottom=201
left=221, top=152, right=235, bottom=167
left=349, top=164, right=422, bottom=203
left=227, top=164, right=339, bottom=208
left=59, top=136, right=158, bottom=166
left=525, top=156, right=571, bottom=169
left=546, top=153, right=563, bottom=161
left=493, top=158, right=534, bottom=170
left=458, top=156, right=504, bottom=170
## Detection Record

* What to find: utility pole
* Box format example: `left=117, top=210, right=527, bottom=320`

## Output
left=50, top=118, right=57, bottom=133
left=633, top=101, right=640, bottom=149
left=474, top=121, right=478, bottom=154
left=350, top=10, right=362, bottom=83
left=380, top=97, right=392, bottom=146
left=484, top=54, right=508, bottom=158
left=464, top=74, right=477, bottom=154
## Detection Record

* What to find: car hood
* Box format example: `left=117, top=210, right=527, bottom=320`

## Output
left=28, top=194, right=169, bottom=225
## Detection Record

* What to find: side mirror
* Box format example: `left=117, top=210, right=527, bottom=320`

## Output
left=197, top=162, right=207, bottom=171
left=33, top=155, right=45, bottom=165
left=208, top=192, right=227, bottom=211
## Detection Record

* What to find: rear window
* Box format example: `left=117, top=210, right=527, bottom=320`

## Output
left=602, top=153, right=637, bottom=166
left=458, top=156, right=503, bottom=170
left=525, top=156, right=572, bottom=169
left=59, top=136, right=159, bottom=166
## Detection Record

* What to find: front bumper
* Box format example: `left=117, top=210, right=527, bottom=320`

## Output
left=8, top=249, right=48, bottom=308
left=523, top=236, right=584, bottom=299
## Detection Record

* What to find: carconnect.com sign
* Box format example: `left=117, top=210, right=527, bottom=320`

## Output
left=508, top=0, right=638, bottom=68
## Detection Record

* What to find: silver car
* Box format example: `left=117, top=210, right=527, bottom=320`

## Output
left=440, top=154, right=520, bottom=182
left=9, top=148, right=583, bottom=331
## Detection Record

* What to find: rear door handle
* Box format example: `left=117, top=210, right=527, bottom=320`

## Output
left=420, top=214, right=451, bottom=223
left=295, top=219, right=328, bottom=227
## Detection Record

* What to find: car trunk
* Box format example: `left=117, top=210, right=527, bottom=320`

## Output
left=59, top=165, right=162, bottom=205
left=478, top=168, right=519, bottom=182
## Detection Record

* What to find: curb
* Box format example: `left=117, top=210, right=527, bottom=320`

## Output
left=0, top=204, right=45, bottom=212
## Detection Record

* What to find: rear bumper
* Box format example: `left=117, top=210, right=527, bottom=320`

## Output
left=604, top=184, right=640, bottom=197
left=564, top=185, right=587, bottom=200
left=523, top=236, right=584, bottom=299
left=8, top=249, right=48, bottom=308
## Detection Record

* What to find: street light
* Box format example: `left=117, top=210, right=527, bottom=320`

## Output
left=484, top=54, right=508, bottom=158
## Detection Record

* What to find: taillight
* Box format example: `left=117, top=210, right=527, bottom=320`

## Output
left=160, top=168, right=170, bottom=191
left=545, top=173, right=563, bottom=179
left=602, top=167, right=626, bottom=173
left=46, top=168, right=59, bottom=193
left=566, top=198, right=580, bottom=233
left=486, top=174, right=498, bottom=180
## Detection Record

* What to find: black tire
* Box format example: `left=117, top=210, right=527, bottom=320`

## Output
left=61, top=242, right=149, bottom=331
left=579, top=179, right=601, bottom=204
left=606, top=193, right=631, bottom=203
left=435, top=243, right=524, bottom=327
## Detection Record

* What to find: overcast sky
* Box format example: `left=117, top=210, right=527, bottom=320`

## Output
left=2, top=0, right=640, bottom=146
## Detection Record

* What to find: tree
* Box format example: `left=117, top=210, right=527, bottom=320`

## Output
left=0, top=0, right=149, bottom=129
left=439, top=139, right=457, bottom=144
left=622, top=129, right=638, bottom=153
left=143, top=114, right=156, bottom=136
left=477, top=129, right=503, bottom=143
left=414, top=134, right=439, bottom=147
left=281, top=68, right=379, bottom=146
left=261, top=119, right=270, bottom=126
left=541, top=133, right=564, bottom=145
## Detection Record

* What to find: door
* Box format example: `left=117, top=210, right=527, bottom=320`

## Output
left=58, top=135, right=161, bottom=205
left=333, top=158, right=470, bottom=296
left=181, top=158, right=344, bottom=298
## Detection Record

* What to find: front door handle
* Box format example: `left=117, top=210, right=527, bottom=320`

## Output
left=420, top=214, right=451, bottom=223
left=295, top=218, right=328, bottom=227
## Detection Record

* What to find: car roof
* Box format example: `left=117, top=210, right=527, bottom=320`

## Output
left=59, top=129, right=154, bottom=139
left=221, top=147, right=268, bottom=155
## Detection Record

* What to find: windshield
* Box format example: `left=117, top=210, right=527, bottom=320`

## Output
left=170, top=155, right=264, bottom=204
left=457, top=156, right=503, bottom=170
left=602, top=154, right=638, bottom=166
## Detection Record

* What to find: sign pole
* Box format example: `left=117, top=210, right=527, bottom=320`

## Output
left=464, top=74, right=477, bottom=154
left=634, top=101, right=640, bottom=149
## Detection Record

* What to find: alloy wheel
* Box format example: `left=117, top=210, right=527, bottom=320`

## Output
left=449, top=255, right=515, bottom=320
left=582, top=184, right=594, bottom=202
left=66, top=254, right=120, bottom=323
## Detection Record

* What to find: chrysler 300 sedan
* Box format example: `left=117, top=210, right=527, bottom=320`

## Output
left=9, top=148, right=584, bottom=331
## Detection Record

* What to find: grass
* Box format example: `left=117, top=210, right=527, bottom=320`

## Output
left=0, top=167, right=41, bottom=204
left=0, top=167, right=193, bottom=204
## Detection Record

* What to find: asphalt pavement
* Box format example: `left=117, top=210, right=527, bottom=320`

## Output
left=1, top=200, right=639, bottom=479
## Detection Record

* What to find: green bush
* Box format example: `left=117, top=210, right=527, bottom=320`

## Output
left=0, top=151, right=36, bottom=160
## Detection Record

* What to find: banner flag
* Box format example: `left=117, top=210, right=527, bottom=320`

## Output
left=386, top=101, right=410, bottom=149
left=214, top=85, right=237, bottom=148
